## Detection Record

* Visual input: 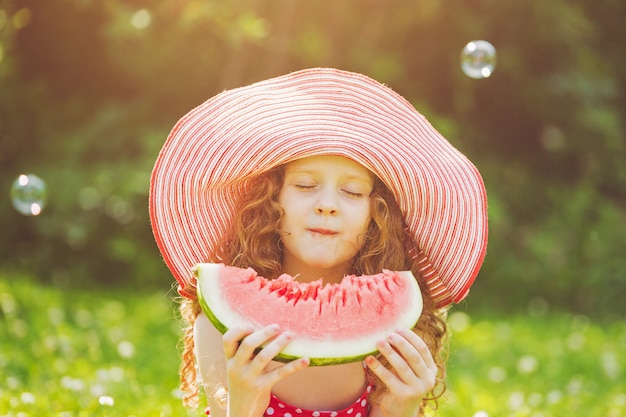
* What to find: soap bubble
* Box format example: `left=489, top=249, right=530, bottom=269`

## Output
left=11, top=174, right=47, bottom=216
left=460, top=40, right=497, bottom=79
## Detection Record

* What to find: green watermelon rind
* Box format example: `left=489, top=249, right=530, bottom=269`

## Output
left=197, top=280, right=229, bottom=335
left=194, top=264, right=422, bottom=366
left=272, top=350, right=377, bottom=366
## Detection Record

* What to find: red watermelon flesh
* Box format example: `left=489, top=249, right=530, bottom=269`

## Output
left=195, top=263, right=423, bottom=365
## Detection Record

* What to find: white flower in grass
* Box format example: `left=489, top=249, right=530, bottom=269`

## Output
left=601, top=351, right=620, bottom=379
left=7, top=377, right=20, bottom=389
left=117, top=340, right=136, bottom=358
left=47, top=307, right=65, bottom=325
left=517, top=355, right=539, bottom=374
left=61, top=376, right=85, bottom=391
left=546, top=390, right=563, bottom=404
left=566, top=375, right=584, bottom=395
left=613, top=393, right=626, bottom=406
left=171, top=388, right=184, bottom=399
left=566, top=332, right=585, bottom=351
left=91, top=384, right=106, bottom=397
left=96, top=366, right=125, bottom=382
left=488, top=366, right=507, bottom=383
left=20, top=392, right=35, bottom=404
left=509, top=391, right=524, bottom=410
left=527, top=392, right=543, bottom=407
left=98, top=395, right=115, bottom=406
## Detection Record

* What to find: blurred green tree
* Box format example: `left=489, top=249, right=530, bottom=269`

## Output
left=0, top=0, right=624, bottom=315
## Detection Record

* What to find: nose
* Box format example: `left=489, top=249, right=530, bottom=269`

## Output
left=316, top=205, right=337, bottom=215
left=315, top=187, right=338, bottom=215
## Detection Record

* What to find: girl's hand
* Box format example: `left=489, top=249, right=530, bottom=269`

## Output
left=365, top=328, right=437, bottom=417
left=223, top=324, right=310, bottom=417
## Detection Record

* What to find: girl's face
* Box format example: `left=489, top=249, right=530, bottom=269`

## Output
left=278, top=155, right=373, bottom=281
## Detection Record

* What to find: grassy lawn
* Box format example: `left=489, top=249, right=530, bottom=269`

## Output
left=1, top=277, right=624, bottom=416
left=1, top=276, right=187, bottom=417
left=444, top=308, right=625, bottom=416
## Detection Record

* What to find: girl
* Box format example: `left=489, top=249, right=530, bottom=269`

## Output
left=150, top=68, right=488, bottom=417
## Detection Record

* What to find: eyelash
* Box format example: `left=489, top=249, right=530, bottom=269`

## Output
left=295, top=184, right=364, bottom=198
left=343, top=190, right=363, bottom=198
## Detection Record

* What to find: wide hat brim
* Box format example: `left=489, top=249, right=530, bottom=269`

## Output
left=150, top=68, right=488, bottom=307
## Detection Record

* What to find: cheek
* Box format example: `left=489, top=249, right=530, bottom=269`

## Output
left=278, top=207, right=298, bottom=234
left=361, top=203, right=373, bottom=228
left=277, top=194, right=293, bottom=228
left=359, top=218, right=372, bottom=241
left=352, top=208, right=372, bottom=236
left=278, top=213, right=289, bottom=233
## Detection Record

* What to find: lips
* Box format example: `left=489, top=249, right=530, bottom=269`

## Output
left=308, top=228, right=338, bottom=236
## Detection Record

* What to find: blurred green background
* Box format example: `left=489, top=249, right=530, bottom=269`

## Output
left=2, top=0, right=624, bottom=316
left=1, top=1, right=625, bottom=415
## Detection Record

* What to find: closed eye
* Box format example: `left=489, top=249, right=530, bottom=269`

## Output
left=342, top=189, right=365, bottom=198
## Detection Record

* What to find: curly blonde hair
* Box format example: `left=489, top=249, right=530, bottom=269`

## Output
left=178, top=165, right=448, bottom=415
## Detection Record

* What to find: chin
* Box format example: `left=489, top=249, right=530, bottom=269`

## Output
left=306, top=258, right=350, bottom=271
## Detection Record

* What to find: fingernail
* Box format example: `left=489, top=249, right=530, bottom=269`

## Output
left=387, top=333, right=395, bottom=342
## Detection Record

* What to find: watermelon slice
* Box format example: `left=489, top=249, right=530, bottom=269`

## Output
left=195, top=263, right=423, bottom=366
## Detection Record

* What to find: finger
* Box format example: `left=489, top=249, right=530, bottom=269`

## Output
left=386, top=332, right=433, bottom=383
left=236, top=324, right=282, bottom=363
left=365, top=354, right=405, bottom=393
left=248, top=331, right=295, bottom=373
left=377, top=337, right=420, bottom=385
left=263, top=357, right=310, bottom=386
left=397, top=328, right=437, bottom=371
left=226, top=324, right=281, bottom=364
left=222, top=326, right=255, bottom=360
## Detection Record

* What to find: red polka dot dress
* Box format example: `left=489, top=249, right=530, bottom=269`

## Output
left=264, top=383, right=373, bottom=417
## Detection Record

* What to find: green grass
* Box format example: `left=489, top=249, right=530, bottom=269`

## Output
left=443, top=309, right=625, bottom=416
left=1, top=277, right=624, bottom=416
left=0, top=276, right=188, bottom=417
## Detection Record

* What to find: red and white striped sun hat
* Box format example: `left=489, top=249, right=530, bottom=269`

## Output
left=149, top=68, right=488, bottom=307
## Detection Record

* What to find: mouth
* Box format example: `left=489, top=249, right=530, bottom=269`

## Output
left=308, top=228, right=338, bottom=236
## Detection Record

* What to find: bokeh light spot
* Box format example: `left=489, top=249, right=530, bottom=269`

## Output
left=517, top=355, right=539, bottom=374
left=488, top=366, right=507, bottom=383
left=131, top=9, right=151, bottom=30
left=0, top=9, right=8, bottom=30
left=11, top=8, right=31, bottom=30
left=448, top=311, right=471, bottom=332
